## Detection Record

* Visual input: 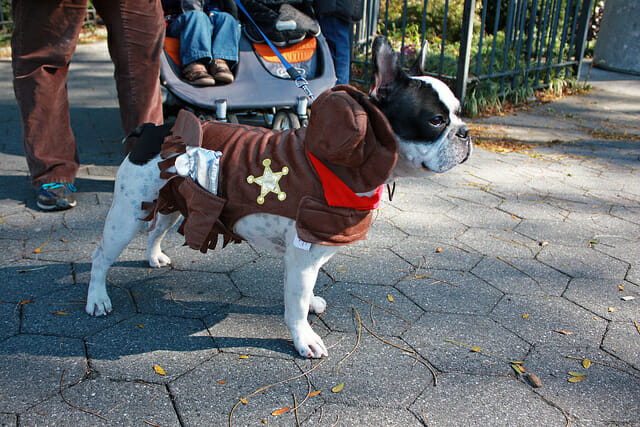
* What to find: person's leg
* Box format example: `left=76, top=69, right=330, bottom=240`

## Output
left=11, top=0, right=86, bottom=189
left=210, top=12, right=240, bottom=64
left=167, top=10, right=214, bottom=66
left=166, top=9, right=216, bottom=86
left=93, top=0, right=164, bottom=137
left=318, top=15, right=351, bottom=85
left=209, top=11, right=241, bottom=84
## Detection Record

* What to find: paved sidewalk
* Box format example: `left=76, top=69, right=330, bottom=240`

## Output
left=1, top=41, right=639, bottom=426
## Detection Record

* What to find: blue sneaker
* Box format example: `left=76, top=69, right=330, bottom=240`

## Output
left=36, top=182, right=77, bottom=211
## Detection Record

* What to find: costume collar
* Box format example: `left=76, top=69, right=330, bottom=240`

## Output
left=307, top=151, right=383, bottom=210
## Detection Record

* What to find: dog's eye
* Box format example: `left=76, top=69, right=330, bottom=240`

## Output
left=429, top=116, right=445, bottom=127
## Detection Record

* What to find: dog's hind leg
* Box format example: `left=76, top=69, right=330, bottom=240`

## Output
left=86, top=158, right=164, bottom=316
left=147, top=212, right=181, bottom=267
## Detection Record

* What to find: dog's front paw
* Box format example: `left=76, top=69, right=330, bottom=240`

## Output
left=309, top=296, right=327, bottom=314
left=148, top=250, right=171, bottom=268
left=292, top=324, right=327, bottom=358
left=85, top=290, right=112, bottom=317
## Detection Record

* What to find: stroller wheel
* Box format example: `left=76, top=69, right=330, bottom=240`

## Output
left=272, top=110, right=300, bottom=131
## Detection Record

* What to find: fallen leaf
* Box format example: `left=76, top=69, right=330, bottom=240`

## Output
left=435, top=247, right=442, bottom=253
left=568, top=376, right=585, bottom=383
left=618, top=284, right=625, bottom=291
left=527, top=373, right=542, bottom=388
left=608, top=307, right=615, bottom=312
left=331, top=382, right=344, bottom=393
left=34, top=248, right=41, bottom=253
left=237, top=355, right=249, bottom=359
left=511, top=364, right=524, bottom=375
left=153, top=365, right=166, bottom=376
left=621, top=296, right=635, bottom=301
left=554, top=329, right=573, bottom=335
left=308, top=390, right=321, bottom=397
left=137, top=324, right=144, bottom=329
left=60, top=238, right=68, bottom=242
left=522, top=313, right=530, bottom=319
left=387, top=294, right=394, bottom=302
left=262, top=420, right=268, bottom=424
left=568, top=371, right=586, bottom=377
left=471, top=347, right=481, bottom=352
left=240, top=398, right=248, bottom=404
left=582, top=359, right=591, bottom=369
left=54, top=311, right=68, bottom=316
left=271, top=407, right=290, bottom=416
left=217, top=380, right=226, bottom=384
left=588, top=240, right=599, bottom=245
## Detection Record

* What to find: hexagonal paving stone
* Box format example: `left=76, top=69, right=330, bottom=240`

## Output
left=592, top=237, right=640, bottom=266
left=409, top=373, right=566, bottom=426
left=317, top=282, right=424, bottom=336
left=0, top=260, right=74, bottom=302
left=230, top=258, right=285, bottom=302
left=171, top=353, right=317, bottom=426
left=499, top=199, right=568, bottom=221
left=515, top=219, right=598, bottom=247
left=390, top=212, right=467, bottom=240
left=298, top=333, right=435, bottom=408
left=396, top=269, right=503, bottom=315
left=564, top=278, right=639, bottom=321
left=22, top=378, right=179, bottom=426
left=204, top=303, right=303, bottom=358
left=305, top=404, right=422, bottom=426
left=131, top=270, right=240, bottom=318
left=456, top=228, right=540, bottom=258
left=471, top=256, right=570, bottom=296
left=447, top=204, right=521, bottom=230
left=536, top=245, right=629, bottom=279
left=86, top=314, right=216, bottom=383
left=0, top=238, right=24, bottom=267
left=491, top=296, right=608, bottom=347
left=356, top=217, right=409, bottom=249
left=385, top=190, right=455, bottom=214
left=324, top=248, right=412, bottom=285
left=21, top=284, right=135, bottom=338
left=403, top=313, right=530, bottom=375
left=0, top=303, right=19, bottom=341
left=602, top=322, right=640, bottom=371
left=164, top=240, right=259, bottom=273
left=391, top=237, right=483, bottom=271
left=0, top=335, right=86, bottom=412
left=628, top=264, right=640, bottom=285
left=524, top=345, right=640, bottom=423
left=0, top=414, right=16, bottom=426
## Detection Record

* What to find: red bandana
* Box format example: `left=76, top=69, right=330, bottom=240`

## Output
left=307, top=151, right=383, bottom=210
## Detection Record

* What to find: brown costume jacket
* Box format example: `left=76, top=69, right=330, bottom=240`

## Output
left=143, top=85, right=398, bottom=253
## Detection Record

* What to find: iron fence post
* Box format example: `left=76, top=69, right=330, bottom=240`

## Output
left=455, top=0, right=477, bottom=106
left=574, top=0, right=595, bottom=79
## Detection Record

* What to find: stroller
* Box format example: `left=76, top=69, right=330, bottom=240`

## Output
left=160, top=26, right=337, bottom=130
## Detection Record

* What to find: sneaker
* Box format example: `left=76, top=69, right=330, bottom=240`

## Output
left=182, top=62, right=216, bottom=87
left=36, top=182, right=77, bottom=211
left=210, top=58, right=234, bottom=84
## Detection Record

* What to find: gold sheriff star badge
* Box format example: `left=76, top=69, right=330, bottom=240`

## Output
left=247, top=158, right=289, bottom=204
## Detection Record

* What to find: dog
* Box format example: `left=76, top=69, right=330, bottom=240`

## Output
left=85, top=36, right=471, bottom=359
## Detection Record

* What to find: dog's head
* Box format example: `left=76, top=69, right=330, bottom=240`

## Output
left=369, top=36, right=471, bottom=177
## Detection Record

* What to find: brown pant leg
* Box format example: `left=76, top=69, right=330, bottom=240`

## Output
left=11, top=0, right=87, bottom=188
left=93, top=0, right=165, bottom=153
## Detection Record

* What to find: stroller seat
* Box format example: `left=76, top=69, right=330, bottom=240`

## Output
left=160, top=31, right=336, bottom=129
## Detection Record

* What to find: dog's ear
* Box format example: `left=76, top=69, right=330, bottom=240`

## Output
left=408, top=41, right=429, bottom=76
left=370, top=36, right=404, bottom=100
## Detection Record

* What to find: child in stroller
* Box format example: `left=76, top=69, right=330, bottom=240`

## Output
left=160, top=0, right=336, bottom=129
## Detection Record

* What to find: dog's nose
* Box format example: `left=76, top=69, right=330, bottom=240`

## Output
left=456, top=126, right=469, bottom=139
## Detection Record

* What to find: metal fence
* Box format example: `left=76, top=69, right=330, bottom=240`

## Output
left=351, top=0, right=595, bottom=106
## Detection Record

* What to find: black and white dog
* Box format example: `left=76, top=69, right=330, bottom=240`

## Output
left=85, top=36, right=471, bottom=358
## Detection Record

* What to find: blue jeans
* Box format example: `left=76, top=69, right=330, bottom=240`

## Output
left=167, top=9, right=240, bottom=66
left=318, top=16, right=351, bottom=85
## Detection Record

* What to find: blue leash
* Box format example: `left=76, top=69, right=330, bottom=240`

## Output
left=233, top=0, right=314, bottom=99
